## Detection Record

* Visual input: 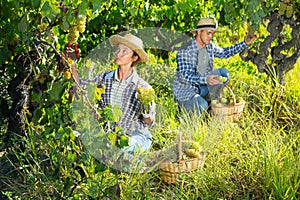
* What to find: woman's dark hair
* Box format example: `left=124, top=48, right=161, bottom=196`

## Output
left=131, top=51, right=140, bottom=67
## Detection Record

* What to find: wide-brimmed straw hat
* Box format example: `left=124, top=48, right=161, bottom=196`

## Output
left=191, top=18, right=219, bottom=34
left=109, top=34, right=148, bottom=62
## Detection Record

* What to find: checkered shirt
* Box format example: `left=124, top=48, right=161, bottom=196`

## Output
left=80, top=70, right=156, bottom=135
left=172, top=37, right=248, bottom=101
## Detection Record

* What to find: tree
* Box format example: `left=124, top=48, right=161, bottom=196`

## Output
left=1, top=0, right=299, bottom=145
left=0, top=0, right=299, bottom=197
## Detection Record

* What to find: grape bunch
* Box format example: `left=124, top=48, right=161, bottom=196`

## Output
left=137, top=87, right=155, bottom=112
left=183, top=141, right=203, bottom=159
left=67, top=25, right=80, bottom=44
left=215, top=75, right=227, bottom=83
left=77, top=16, right=87, bottom=33
left=211, top=96, right=245, bottom=107
left=67, top=15, right=87, bottom=44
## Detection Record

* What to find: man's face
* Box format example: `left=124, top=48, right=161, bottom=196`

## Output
left=198, top=29, right=215, bottom=45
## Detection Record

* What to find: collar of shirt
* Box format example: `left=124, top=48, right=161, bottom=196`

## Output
left=190, top=38, right=199, bottom=51
left=113, top=68, right=133, bottom=85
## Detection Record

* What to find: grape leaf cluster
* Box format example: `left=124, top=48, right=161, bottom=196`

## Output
left=278, top=2, right=294, bottom=18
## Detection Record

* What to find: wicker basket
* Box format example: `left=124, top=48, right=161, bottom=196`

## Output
left=159, top=133, right=206, bottom=184
left=211, top=85, right=246, bottom=122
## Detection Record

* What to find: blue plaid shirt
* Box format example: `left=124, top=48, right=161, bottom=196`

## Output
left=80, top=70, right=156, bottom=135
left=173, top=38, right=248, bottom=101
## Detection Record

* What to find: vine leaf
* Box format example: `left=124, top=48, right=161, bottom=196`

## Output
left=18, top=14, right=28, bottom=32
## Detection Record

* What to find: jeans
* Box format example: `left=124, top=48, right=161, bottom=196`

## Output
left=126, top=129, right=152, bottom=154
left=178, top=67, right=230, bottom=114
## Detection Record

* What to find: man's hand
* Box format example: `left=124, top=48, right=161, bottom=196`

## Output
left=245, top=32, right=257, bottom=45
left=207, top=75, right=221, bottom=86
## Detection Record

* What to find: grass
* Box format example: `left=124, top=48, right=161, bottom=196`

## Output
left=1, top=50, right=300, bottom=200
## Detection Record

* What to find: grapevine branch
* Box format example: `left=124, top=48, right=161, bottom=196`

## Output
left=37, top=39, right=102, bottom=121
left=69, top=64, right=102, bottom=121
left=240, top=11, right=300, bottom=85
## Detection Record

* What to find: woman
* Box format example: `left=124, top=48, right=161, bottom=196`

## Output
left=71, top=34, right=156, bottom=161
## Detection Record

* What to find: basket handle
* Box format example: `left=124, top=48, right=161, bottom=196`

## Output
left=177, top=132, right=183, bottom=163
left=219, top=85, right=237, bottom=105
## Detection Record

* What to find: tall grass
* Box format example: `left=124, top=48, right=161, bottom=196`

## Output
left=1, top=46, right=299, bottom=200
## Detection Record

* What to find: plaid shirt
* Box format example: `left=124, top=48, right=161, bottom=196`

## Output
left=173, top=37, right=248, bottom=101
left=80, top=70, right=156, bottom=135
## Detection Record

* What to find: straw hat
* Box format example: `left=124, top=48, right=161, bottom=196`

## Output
left=191, top=18, right=219, bottom=34
left=109, top=34, right=149, bottom=62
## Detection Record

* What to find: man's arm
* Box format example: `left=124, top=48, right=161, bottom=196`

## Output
left=212, top=41, right=248, bottom=58
left=177, top=49, right=208, bottom=85
left=213, top=33, right=257, bottom=58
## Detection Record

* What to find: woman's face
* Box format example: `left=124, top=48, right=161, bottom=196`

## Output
left=114, top=44, right=138, bottom=67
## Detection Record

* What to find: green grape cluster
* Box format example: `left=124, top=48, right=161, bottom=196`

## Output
left=190, top=141, right=202, bottom=151
left=215, top=75, right=227, bottom=83
left=184, top=149, right=199, bottom=158
left=77, top=16, right=86, bottom=33
left=183, top=141, right=202, bottom=159
left=137, top=86, right=155, bottom=109
left=37, top=23, right=48, bottom=32
left=211, top=96, right=245, bottom=107
left=66, top=15, right=87, bottom=44
left=67, top=25, right=80, bottom=44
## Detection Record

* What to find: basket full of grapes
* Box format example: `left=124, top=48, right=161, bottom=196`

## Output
left=159, top=133, right=206, bottom=184
left=211, top=85, right=246, bottom=122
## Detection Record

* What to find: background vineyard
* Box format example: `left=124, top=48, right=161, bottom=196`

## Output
left=1, top=0, right=300, bottom=199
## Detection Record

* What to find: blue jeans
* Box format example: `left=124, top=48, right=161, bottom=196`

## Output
left=178, top=68, right=230, bottom=114
left=122, top=128, right=152, bottom=160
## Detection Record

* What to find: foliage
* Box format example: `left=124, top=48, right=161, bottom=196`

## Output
left=0, top=0, right=300, bottom=199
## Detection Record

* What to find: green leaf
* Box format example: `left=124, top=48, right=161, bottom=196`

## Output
left=107, top=132, right=116, bottom=145
left=93, top=0, right=102, bottom=12
left=48, top=81, right=66, bottom=101
left=31, top=89, right=42, bottom=103
left=62, top=16, right=70, bottom=31
left=118, top=135, right=129, bottom=148
left=31, top=0, right=41, bottom=9
left=56, top=126, right=65, bottom=139
left=18, top=14, right=28, bottom=32
left=78, top=1, right=88, bottom=18
left=103, top=106, right=115, bottom=121
left=32, top=107, right=46, bottom=124
left=87, top=82, right=97, bottom=102
left=41, top=2, right=51, bottom=17
left=112, top=105, right=122, bottom=122
left=67, top=152, right=76, bottom=161
left=41, top=1, right=59, bottom=19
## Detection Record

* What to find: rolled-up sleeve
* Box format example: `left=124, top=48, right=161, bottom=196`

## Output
left=213, top=41, right=248, bottom=58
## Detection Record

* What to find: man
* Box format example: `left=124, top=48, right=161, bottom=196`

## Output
left=172, top=18, right=257, bottom=114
